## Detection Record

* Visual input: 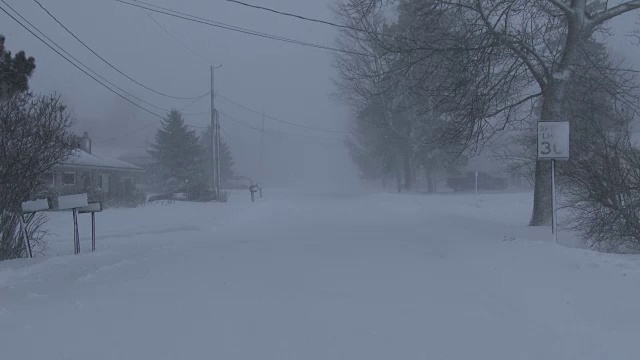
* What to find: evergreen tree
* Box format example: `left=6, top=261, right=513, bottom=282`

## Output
left=0, top=35, right=36, bottom=98
left=149, top=110, right=204, bottom=184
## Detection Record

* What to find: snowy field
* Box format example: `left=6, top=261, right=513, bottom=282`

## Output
left=2, top=190, right=640, bottom=359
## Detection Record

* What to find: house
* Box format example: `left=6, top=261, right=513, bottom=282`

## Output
left=48, top=133, right=145, bottom=200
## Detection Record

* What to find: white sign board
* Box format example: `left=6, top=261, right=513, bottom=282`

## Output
left=538, top=121, right=570, bottom=160
left=57, top=193, right=88, bottom=210
left=78, top=202, right=103, bottom=214
left=21, top=198, right=51, bottom=213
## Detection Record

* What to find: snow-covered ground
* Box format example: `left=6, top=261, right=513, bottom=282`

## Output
left=2, top=190, right=640, bottom=359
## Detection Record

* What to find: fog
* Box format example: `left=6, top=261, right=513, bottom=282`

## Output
left=3, top=0, right=359, bottom=191
left=4, top=0, right=640, bottom=192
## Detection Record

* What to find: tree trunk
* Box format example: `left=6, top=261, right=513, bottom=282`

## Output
left=530, top=160, right=553, bottom=225
left=530, top=79, right=567, bottom=226
left=403, top=153, right=412, bottom=191
left=427, top=170, right=435, bottom=193
left=396, top=163, right=402, bottom=193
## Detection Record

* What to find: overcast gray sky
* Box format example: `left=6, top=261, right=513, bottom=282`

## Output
left=3, top=0, right=640, bottom=189
left=2, top=0, right=358, bottom=189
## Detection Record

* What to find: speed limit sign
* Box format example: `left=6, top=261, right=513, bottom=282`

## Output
left=537, top=121, right=569, bottom=160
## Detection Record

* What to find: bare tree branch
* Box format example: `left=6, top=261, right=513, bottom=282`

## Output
left=589, top=0, right=640, bottom=26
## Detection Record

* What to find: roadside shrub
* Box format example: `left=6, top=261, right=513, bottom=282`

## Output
left=0, top=93, right=77, bottom=260
left=0, top=212, right=48, bottom=260
left=107, top=182, right=147, bottom=208
left=218, top=191, right=230, bottom=203
left=563, top=127, right=640, bottom=252
left=187, top=181, right=215, bottom=202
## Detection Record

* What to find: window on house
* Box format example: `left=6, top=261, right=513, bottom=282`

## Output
left=98, top=173, right=110, bottom=192
left=83, top=171, right=91, bottom=190
left=62, top=172, right=76, bottom=186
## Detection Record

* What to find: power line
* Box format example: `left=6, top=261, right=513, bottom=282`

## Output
left=31, top=0, right=207, bottom=100
left=179, top=91, right=211, bottom=114
left=113, top=0, right=371, bottom=57
left=93, top=117, right=208, bottom=145
left=216, top=93, right=348, bottom=134
left=218, top=110, right=342, bottom=144
left=1, top=0, right=180, bottom=115
left=219, top=124, right=233, bottom=142
left=223, top=0, right=433, bottom=45
left=224, top=0, right=361, bottom=33
left=140, top=7, right=214, bottom=63
left=93, top=94, right=211, bottom=145
left=0, top=1, right=165, bottom=120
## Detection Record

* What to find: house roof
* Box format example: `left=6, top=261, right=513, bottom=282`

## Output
left=59, top=149, right=144, bottom=171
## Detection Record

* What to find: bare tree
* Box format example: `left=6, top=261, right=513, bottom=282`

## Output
left=0, top=92, right=76, bottom=260
left=563, top=115, right=640, bottom=252
left=336, top=0, right=640, bottom=225
left=334, top=2, right=470, bottom=190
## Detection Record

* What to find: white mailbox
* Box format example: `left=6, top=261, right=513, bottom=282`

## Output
left=21, top=198, right=51, bottom=213
left=57, top=193, right=88, bottom=210
left=78, top=202, right=103, bottom=214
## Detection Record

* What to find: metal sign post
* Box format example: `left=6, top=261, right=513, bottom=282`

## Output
left=79, top=202, right=102, bottom=252
left=537, top=121, right=570, bottom=243
left=72, top=208, right=80, bottom=255
left=57, top=194, right=88, bottom=255
left=92, top=213, right=96, bottom=252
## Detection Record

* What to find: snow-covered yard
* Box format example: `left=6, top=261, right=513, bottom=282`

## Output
left=1, top=190, right=640, bottom=359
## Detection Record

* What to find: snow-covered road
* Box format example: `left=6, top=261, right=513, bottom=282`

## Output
left=2, top=191, right=640, bottom=359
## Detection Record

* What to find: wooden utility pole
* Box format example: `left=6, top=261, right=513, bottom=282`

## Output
left=210, top=65, right=222, bottom=199
left=260, top=110, right=265, bottom=181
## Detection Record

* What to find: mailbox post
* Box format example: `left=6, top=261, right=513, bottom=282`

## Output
left=249, top=185, right=259, bottom=202
left=57, top=194, right=89, bottom=254
left=79, top=202, right=102, bottom=252
left=20, top=198, right=52, bottom=258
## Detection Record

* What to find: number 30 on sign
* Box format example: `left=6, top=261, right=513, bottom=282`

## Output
left=537, top=121, right=570, bottom=160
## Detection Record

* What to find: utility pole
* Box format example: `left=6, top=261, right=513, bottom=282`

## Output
left=215, top=110, right=221, bottom=198
left=210, top=65, right=222, bottom=199
left=260, top=109, right=265, bottom=182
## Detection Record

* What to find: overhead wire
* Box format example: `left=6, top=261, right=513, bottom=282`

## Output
left=93, top=117, right=208, bottom=145
left=31, top=0, right=209, bottom=100
left=113, top=0, right=371, bottom=57
left=216, top=92, right=347, bottom=134
left=0, top=1, right=166, bottom=120
left=223, top=0, right=372, bottom=34
left=179, top=92, right=211, bottom=115
left=0, top=0, right=182, bottom=115
left=0, top=1, right=208, bottom=146
left=218, top=110, right=343, bottom=145
left=139, top=7, right=214, bottom=64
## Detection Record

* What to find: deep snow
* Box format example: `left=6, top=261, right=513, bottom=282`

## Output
left=2, top=190, right=640, bottom=359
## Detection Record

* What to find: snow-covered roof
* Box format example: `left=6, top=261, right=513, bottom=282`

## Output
left=58, top=149, right=144, bottom=171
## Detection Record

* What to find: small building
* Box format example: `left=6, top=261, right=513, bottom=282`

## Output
left=48, top=133, right=145, bottom=201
